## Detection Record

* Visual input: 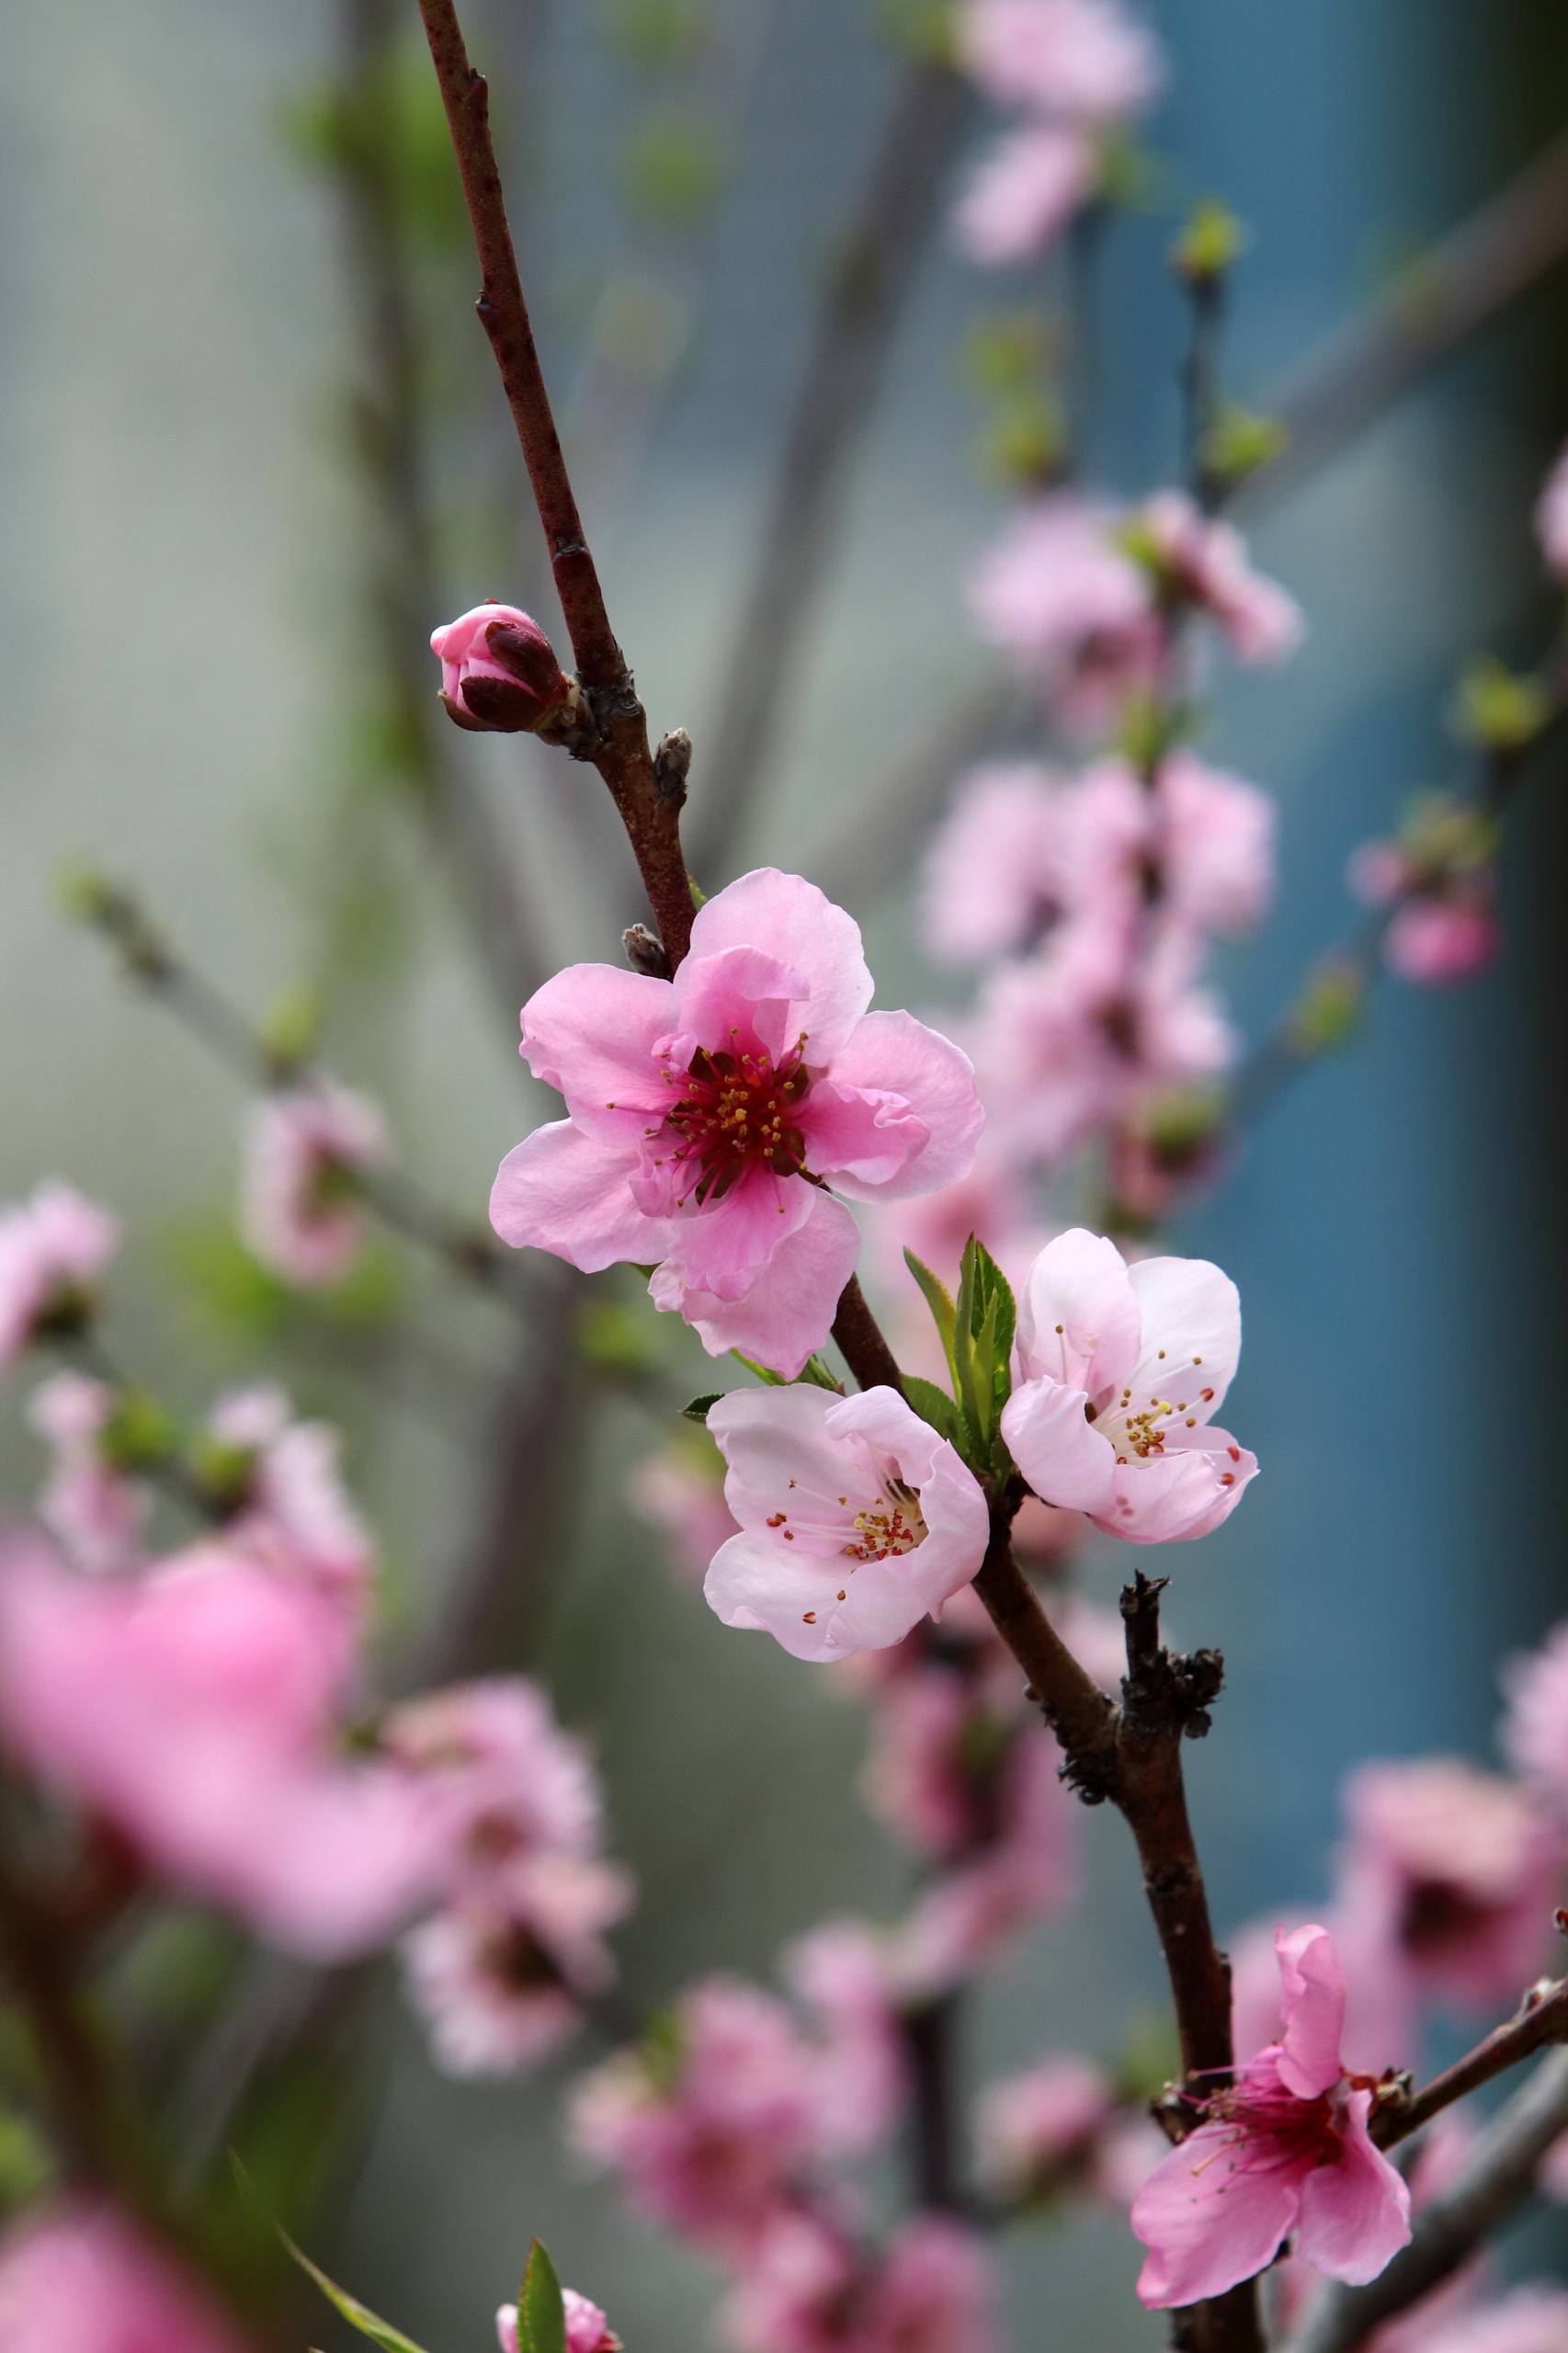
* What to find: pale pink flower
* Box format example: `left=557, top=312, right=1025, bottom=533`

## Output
left=1132, top=1924, right=1412, bottom=2307
left=627, top=1432, right=736, bottom=1584
left=1064, top=754, right=1276, bottom=937
left=0, top=1535, right=433, bottom=1958
left=1002, top=1228, right=1257, bottom=1541
left=403, top=1851, right=631, bottom=2076
left=27, top=1374, right=147, bottom=1575
left=491, top=870, right=982, bottom=1377
left=969, top=494, right=1165, bottom=727
left=721, top=2212, right=998, bottom=2353
left=896, top=1724, right=1079, bottom=1991
left=921, top=762, right=1069, bottom=964
left=1501, top=1622, right=1568, bottom=1815
left=205, top=1387, right=374, bottom=1608
left=240, top=1081, right=387, bottom=1289
left=496, top=2288, right=621, bottom=2353
left=784, top=1919, right=908, bottom=2154
left=570, top=1977, right=819, bottom=2252
left=1136, top=490, right=1303, bottom=665
left=976, top=2055, right=1117, bottom=2200
left=1335, top=1758, right=1561, bottom=2010
left=953, top=124, right=1098, bottom=265
left=960, top=0, right=1161, bottom=119
left=431, top=602, right=574, bottom=733
left=703, top=1384, right=990, bottom=1662
left=1228, top=1909, right=1415, bottom=2082
left=0, top=2202, right=246, bottom=2353
left=384, top=1676, right=605, bottom=1882
left=0, top=1185, right=118, bottom=1374
left=1535, top=443, right=1568, bottom=580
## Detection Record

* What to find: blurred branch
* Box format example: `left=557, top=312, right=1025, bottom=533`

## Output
left=1288, top=2045, right=1568, bottom=2353
left=416, top=0, right=695, bottom=966
left=335, top=0, right=548, bottom=1018
left=692, top=51, right=971, bottom=872
left=0, top=1832, right=125, bottom=2189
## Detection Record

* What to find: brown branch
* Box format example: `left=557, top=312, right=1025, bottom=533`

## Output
left=0, top=1832, right=125, bottom=2188
left=1288, top=2045, right=1568, bottom=2353
left=692, top=53, right=971, bottom=872
left=1375, top=1972, right=1568, bottom=2154
left=415, top=0, right=694, bottom=969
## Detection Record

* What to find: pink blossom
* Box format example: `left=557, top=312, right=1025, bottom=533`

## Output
left=496, top=2287, right=621, bottom=2353
left=896, top=1723, right=1079, bottom=1990
left=431, top=602, right=575, bottom=733
left=703, top=1384, right=990, bottom=1662
left=570, top=1977, right=820, bottom=2251
left=1501, top=1621, right=1568, bottom=1815
left=952, top=124, right=1098, bottom=265
left=1131, top=1924, right=1412, bottom=2307
left=383, top=1676, right=605, bottom=1883
left=205, top=1387, right=374, bottom=1608
left=968, top=494, right=1165, bottom=726
left=1064, top=754, right=1276, bottom=937
left=1135, top=491, right=1303, bottom=665
left=491, top=870, right=983, bottom=1377
left=976, top=2055, right=1118, bottom=2200
left=0, top=1185, right=118, bottom=1374
left=240, top=1081, right=386, bottom=1289
left=403, top=1851, right=631, bottom=2076
left=959, top=0, right=1161, bottom=119
left=27, top=1374, right=147, bottom=1575
left=1335, top=1758, right=1560, bottom=2010
left=921, top=763, right=1069, bottom=964
left=1228, top=1909, right=1415, bottom=2082
left=1394, top=2289, right=1568, bottom=2353
left=1535, top=443, right=1568, bottom=579
left=627, top=1432, right=736, bottom=1584
left=1001, top=1228, right=1257, bottom=1541
left=0, top=1535, right=433, bottom=1958
left=0, top=2202, right=246, bottom=2353
left=783, top=1919, right=908, bottom=2154
left=1349, top=839, right=1499, bottom=984
left=721, top=2212, right=998, bottom=2353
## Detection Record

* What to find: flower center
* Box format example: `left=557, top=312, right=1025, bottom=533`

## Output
left=660, top=1035, right=812, bottom=1207
left=843, top=1479, right=928, bottom=1563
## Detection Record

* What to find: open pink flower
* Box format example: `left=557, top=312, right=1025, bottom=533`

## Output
left=491, top=870, right=982, bottom=1377
left=977, top=2055, right=1118, bottom=2201
left=960, top=0, right=1161, bottom=119
left=921, top=762, right=1071, bottom=964
left=721, top=2212, right=998, bottom=2353
left=703, top=1384, right=991, bottom=1662
left=240, top=1081, right=387, bottom=1289
left=1063, top=755, right=1276, bottom=938
left=1001, top=1229, right=1256, bottom=1541
left=497, top=2287, right=621, bottom=2353
left=205, top=1387, right=374, bottom=1609
left=968, top=494, right=1165, bottom=727
left=1135, top=491, right=1303, bottom=665
left=0, top=2202, right=246, bottom=2353
left=1335, top=1758, right=1560, bottom=2010
left=431, top=602, right=575, bottom=733
left=28, top=1374, right=147, bottom=1575
left=0, top=1185, right=118, bottom=1375
left=384, top=1676, right=605, bottom=1881
left=952, top=123, right=1098, bottom=265
left=1132, top=1924, right=1411, bottom=2308
left=0, top=1536, right=433, bottom=1958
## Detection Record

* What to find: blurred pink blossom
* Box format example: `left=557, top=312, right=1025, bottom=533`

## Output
left=1132, top=1925, right=1411, bottom=2307
left=27, top=1373, right=146, bottom=1575
left=627, top=1433, right=736, bottom=1584
left=720, top=2211, right=998, bottom=2353
left=0, top=1185, right=118, bottom=1375
left=1335, top=1757, right=1561, bottom=2011
left=783, top=1919, right=909, bottom=2155
left=976, top=2054, right=1118, bottom=2200
left=385, top=1676, right=605, bottom=1882
left=1135, top=491, right=1303, bottom=665
left=952, top=124, right=1098, bottom=265
left=0, top=1535, right=433, bottom=1958
left=240, top=1081, right=386, bottom=1289
left=1534, top=443, right=1568, bottom=580
left=1065, top=754, right=1276, bottom=937
left=0, top=2203, right=246, bottom=2353
left=1002, top=1227, right=1257, bottom=1542
left=921, top=762, right=1071, bottom=965
left=491, top=870, right=982, bottom=1377
left=960, top=0, right=1161, bottom=119
left=703, top=1384, right=990, bottom=1662
left=205, top=1386, right=375, bottom=1609
left=1349, top=839, right=1499, bottom=985
left=968, top=494, right=1165, bottom=727
left=896, top=1722, right=1079, bottom=1991
left=1501, top=1621, right=1568, bottom=1816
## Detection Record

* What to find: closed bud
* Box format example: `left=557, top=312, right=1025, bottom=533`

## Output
left=430, top=602, right=580, bottom=737
left=622, top=923, right=672, bottom=979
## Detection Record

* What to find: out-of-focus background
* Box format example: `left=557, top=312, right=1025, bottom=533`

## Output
left=4, top=2, right=1567, bottom=2343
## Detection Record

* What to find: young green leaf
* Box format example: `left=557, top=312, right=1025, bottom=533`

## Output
left=731, top=1351, right=788, bottom=1387
left=280, top=2232, right=432, bottom=2353
left=516, top=2240, right=568, bottom=2353
left=901, top=1374, right=964, bottom=1450
left=682, top=1392, right=724, bottom=1423
left=903, top=1248, right=958, bottom=1384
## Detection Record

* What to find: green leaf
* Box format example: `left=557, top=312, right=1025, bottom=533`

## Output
left=952, top=1236, right=1017, bottom=1469
left=732, top=1351, right=787, bottom=1387
left=682, top=1392, right=723, bottom=1423
left=730, top=1350, right=842, bottom=1393
left=903, top=1248, right=958, bottom=1385
left=516, top=2240, right=568, bottom=2353
left=278, top=2227, right=432, bottom=2353
left=901, top=1375, right=963, bottom=1450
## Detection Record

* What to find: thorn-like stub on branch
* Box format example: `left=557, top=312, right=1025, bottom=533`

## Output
left=622, top=924, right=672, bottom=980
left=653, top=728, right=694, bottom=805
left=1119, top=1573, right=1226, bottom=1743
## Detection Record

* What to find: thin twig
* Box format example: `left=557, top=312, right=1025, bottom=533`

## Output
left=692, top=52, right=971, bottom=872
left=415, top=0, right=694, bottom=968
left=1376, top=1972, right=1568, bottom=2154
left=1287, top=2046, right=1568, bottom=2353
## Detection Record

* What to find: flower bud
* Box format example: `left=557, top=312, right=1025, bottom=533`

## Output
left=430, top=603, right=580, bottom=737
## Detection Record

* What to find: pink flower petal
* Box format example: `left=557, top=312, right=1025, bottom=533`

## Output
left=517, top=964, right=675, bottom=1143
left=1275, top=1923, right=1348, bottom=2098
left=1123, top=1254, right=1242, bottom=1419
left=684, top=870, right=874, bottom=1060
left=1132, top=2119, right=1301, bottom=2308
left=822, top=1011, right=984, bottom=1200
left=490, top=1121, right=670, bottom=1271
left=1016, top=1227, right=1142, bottom=1392
left=1000, top=1376, right=1118, bottom=1516
left=1293, top=2089, right=1412, bottom=2285
left=660, top=1189, right=859, bottom=1375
